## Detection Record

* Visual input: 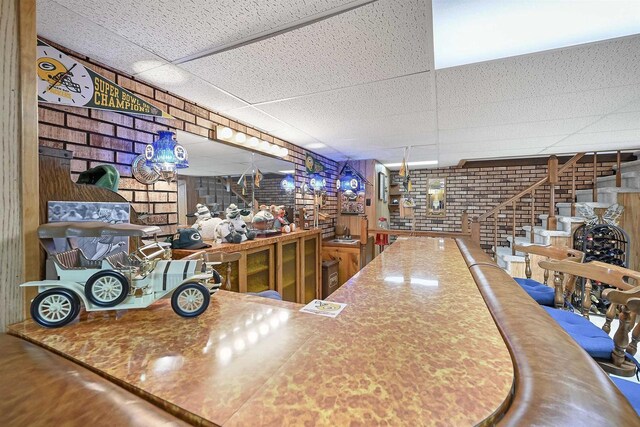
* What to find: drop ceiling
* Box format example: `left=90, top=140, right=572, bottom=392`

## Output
left=37, top=0, right=640, bottom=167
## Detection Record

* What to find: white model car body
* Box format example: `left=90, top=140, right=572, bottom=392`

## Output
left=22, top=222, right=220, bottom=327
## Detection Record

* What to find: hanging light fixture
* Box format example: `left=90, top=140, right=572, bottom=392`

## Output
left=309, top=173, right=326, bottom=192
left=337, top=163, right=364, bottom=198
left=280, top=174, right=295, bottom=194
left=144, top=130, right=188, bottom=183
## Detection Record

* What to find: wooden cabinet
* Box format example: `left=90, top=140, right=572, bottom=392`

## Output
left=244, top=246, right=274, bottom=293
left=322, top=237, right=374, bottom=287
left=173, top=230, right=321, bottom=303
left=300, top=235, right=320, bottom=304
left=323, top=246, right=360, bottom=287
left=277, top=240, right=299, bottom=303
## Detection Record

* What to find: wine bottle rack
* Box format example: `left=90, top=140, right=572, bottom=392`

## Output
left=572, top=223, right=630, bottom=314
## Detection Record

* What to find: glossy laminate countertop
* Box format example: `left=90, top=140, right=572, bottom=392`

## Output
left=9, top=237, right=513, bottom=426
left=172, top=228, right=321, bottom=258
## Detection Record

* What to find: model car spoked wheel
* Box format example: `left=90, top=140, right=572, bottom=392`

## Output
left=85, top=270, right=129, bottom=307
left=31, top=288, right=81, bottom=328
left=171, top=282, right=210, bottom=318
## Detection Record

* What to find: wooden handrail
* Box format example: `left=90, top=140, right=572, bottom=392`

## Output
left=477, top=152, right=585, bottom=221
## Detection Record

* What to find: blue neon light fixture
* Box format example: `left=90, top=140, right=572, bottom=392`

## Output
left=144, top=130, right=188, bottom=182
left=309, top=173, right=326, bottom=192
left=280, top=174, right=295, bottom=193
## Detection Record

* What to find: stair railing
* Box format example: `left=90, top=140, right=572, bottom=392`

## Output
left=470, top=153, right=586, bottom=259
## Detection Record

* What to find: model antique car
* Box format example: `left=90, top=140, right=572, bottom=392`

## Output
left=21, top=222, right=220, bottom=328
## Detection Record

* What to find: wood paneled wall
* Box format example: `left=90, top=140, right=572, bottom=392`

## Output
left=1, top=0, right=38, bottom=332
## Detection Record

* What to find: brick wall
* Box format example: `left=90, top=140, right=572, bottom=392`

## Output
left=390, top=160, right=618, bottom=249
left=37, top=39, right=338, bottom=237
left=253, top=174, right=295, bottom=207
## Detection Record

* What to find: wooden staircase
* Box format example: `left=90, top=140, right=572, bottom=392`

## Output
left=469, top=150, right=640, bottom=274
left=195, top=176, right=250, bottom=213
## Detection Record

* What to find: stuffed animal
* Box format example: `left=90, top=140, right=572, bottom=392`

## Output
left=192, top=204, right=222, bottom=240
left=252, top=205, right=275, bottom=230
left=216, top=204, right=256, bottom=243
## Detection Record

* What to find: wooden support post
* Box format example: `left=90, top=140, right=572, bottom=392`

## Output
left=511, top=201, right=516, bottom=256
left=547, top=156, right=558, bottom=231
left=461, top=210, right=469, bottom=234
left=530, top=190, right=535, bottom=243
left=493, top=215, right=498, bottom=261
left=470, top=217, right=480, bottom=244
left=616, top=150, right=622, bottom=188
left=593, top=152, right=598, bottom=202
left=571, top=164, right=576, bottom=217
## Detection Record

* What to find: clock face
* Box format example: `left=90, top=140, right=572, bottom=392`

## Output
left=37, top=44, right=94, bottom=105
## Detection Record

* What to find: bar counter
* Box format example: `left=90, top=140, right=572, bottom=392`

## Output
left=9, top=237, right=514, bottom=425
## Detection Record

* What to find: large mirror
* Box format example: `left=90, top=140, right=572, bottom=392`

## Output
left=176, top=130, right=296, bottom=226
left=427, top=177, right=446, bottom=217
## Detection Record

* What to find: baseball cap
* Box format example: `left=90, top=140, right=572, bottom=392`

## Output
left=171, top=229, right=211, bottom=250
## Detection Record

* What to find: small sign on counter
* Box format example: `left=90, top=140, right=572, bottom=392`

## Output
left=300, top=300, right=347, bottom=318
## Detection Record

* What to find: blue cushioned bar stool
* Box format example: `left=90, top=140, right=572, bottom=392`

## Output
left=539, top=259, right=640, bottom=378
left=512, top=244, right=584, bottom=307
left=248, top=290, right=283, bottom=300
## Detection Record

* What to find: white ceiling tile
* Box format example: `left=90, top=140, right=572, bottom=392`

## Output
left=37, top=0, right=166, bottom=75
left=439, top=117, right=595, bottom=145
left=577, top=111, right=640, bottom=134
left=438, top=86, right=640, bottom=130
left=436, top=35, right=640, bottom=109
left=539, top=140, right=640, bottom=155
left=182, top=0, right=432, bottom=103
left=549, top=129, right=640, bottom=147
left=135, top=65, right=248, bottom=112
left=47, top=0, right=358, bottom=61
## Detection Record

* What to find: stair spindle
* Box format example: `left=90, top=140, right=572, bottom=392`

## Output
left=512, top=201, right=516, bottom=256
left=493, top=215, right=498, bottom=261
left=530, top=190, right=535, bottom=244
left=592, top=152, right=598, bottom=202
left=616, top=150, right=622, bottom=188
left=547, top=156, right=558, bottom=231
left=571, top=163, right=576, bottom=217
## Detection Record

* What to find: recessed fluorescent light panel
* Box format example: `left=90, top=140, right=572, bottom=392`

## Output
left=305, top=143, right=326, bottom=149
left=384, top=160, right=438, bottom=168
left=279, top=170, right=295, bottom=174
left=433, top=0, right=640, bottom=69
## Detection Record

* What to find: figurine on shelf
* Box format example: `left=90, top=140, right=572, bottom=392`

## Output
left=273, top=205, right=290, bottom=232
left=217, top=204, right=256, bottom=244
left=192, top=204, right=222, bottom=240
left=252, top=205, right=275, bottom=231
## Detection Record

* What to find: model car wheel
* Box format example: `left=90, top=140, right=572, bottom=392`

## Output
left=171, top=282, right=210, bottom=318
left=31, top=288, right=81, bottom=328
left=85, top=270, right=129, bottom=307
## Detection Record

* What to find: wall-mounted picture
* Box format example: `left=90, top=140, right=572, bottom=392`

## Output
left=48, top=201, right=131, bottom=259
left=427, top=178, right=446, bottom=216
left=378, top=172, right=388, bottom=202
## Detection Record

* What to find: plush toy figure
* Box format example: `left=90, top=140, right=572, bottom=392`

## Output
left=192, top=204, right=222, bottom=240
left=216, top=204, right=256, bottom=243
left=252, top=205, right=275, bottom=230
left=273, top=205, right=289, bottom=231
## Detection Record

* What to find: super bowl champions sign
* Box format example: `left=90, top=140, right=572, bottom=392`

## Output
left=37, top=39, right=171, bottom=118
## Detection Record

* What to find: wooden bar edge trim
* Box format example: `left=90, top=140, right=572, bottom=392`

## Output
left=454, top=238, right=638, bottom=426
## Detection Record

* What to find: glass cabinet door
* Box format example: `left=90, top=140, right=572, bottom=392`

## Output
left=303, top=236, right=318, bottom=303
left=246, top=247, right=273, bottom=293
left=281, top=241, right=298, bottom=302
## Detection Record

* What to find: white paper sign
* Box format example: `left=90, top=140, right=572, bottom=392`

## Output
left=300, top=299, right=347, bottom=318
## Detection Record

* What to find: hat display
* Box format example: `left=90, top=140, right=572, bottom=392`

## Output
left=171, top=228, right=211, bottom=250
